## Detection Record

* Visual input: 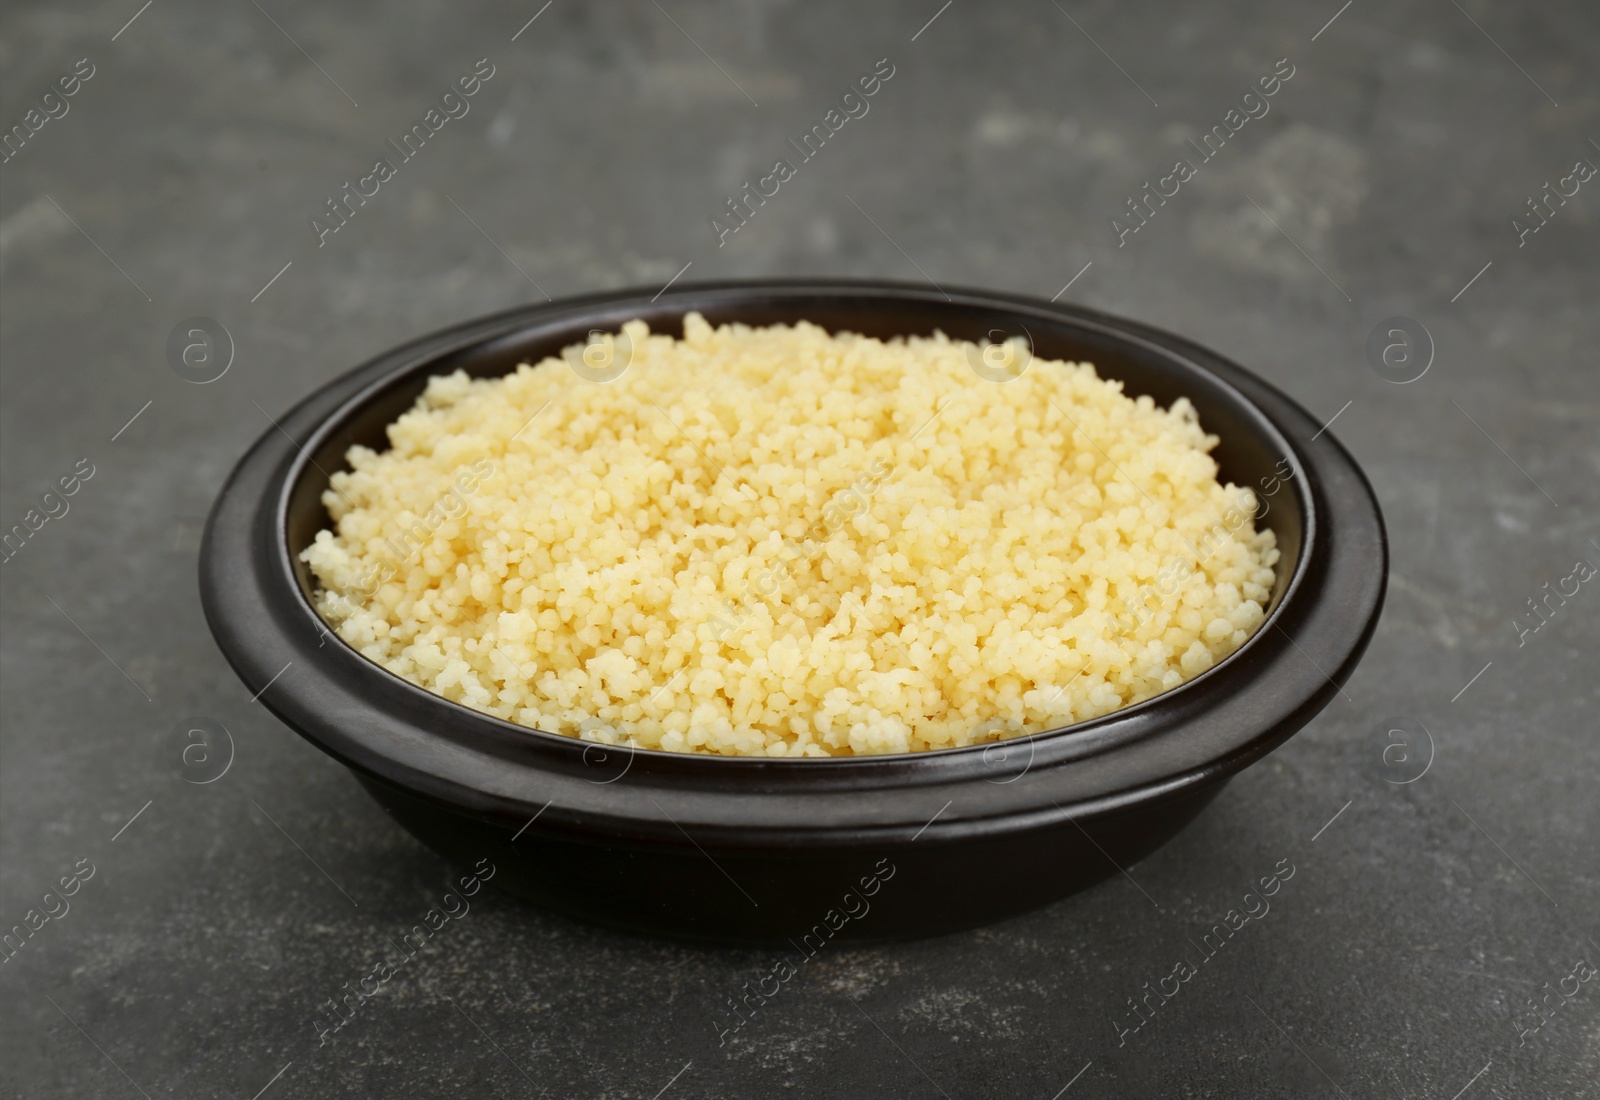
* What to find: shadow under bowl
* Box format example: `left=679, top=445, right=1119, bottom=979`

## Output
left=200, top=280, right=1386, bottom=944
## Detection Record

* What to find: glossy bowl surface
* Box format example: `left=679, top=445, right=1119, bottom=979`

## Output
left=200, top=280, right=1386, bottom=943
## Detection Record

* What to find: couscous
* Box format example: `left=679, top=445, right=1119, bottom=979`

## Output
left=302, top=313, right=1277, bottom=757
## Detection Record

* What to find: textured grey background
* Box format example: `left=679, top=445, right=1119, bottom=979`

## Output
left=2, top=1, right=1597, bottom=1097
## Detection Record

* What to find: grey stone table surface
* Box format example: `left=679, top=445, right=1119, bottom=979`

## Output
left=2, top=1, right=1596, bottom=1096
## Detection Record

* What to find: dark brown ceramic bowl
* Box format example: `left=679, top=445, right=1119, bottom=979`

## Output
left=200, top=280, right=1385, bottom=944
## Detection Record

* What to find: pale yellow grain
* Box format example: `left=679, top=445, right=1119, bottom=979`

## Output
left=302, top=313, right=1278, bottom=757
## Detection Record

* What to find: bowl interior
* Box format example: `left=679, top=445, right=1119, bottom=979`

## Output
left=285, top=292, right=1305, bottom=734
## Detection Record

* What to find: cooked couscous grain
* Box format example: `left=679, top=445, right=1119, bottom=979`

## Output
left=302, top=313, right=1278, bottom=757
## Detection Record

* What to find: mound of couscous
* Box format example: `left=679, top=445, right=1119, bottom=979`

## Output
left=302, top=313, right=1277, bottom=757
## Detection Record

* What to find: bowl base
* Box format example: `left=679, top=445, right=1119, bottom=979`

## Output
left=357, top=772, right=1227, bottom=945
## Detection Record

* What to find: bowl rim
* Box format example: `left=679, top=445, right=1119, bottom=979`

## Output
left=200, top=278, right=1386, bottom=842
left=285, top=285, right=1312, bottom=767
